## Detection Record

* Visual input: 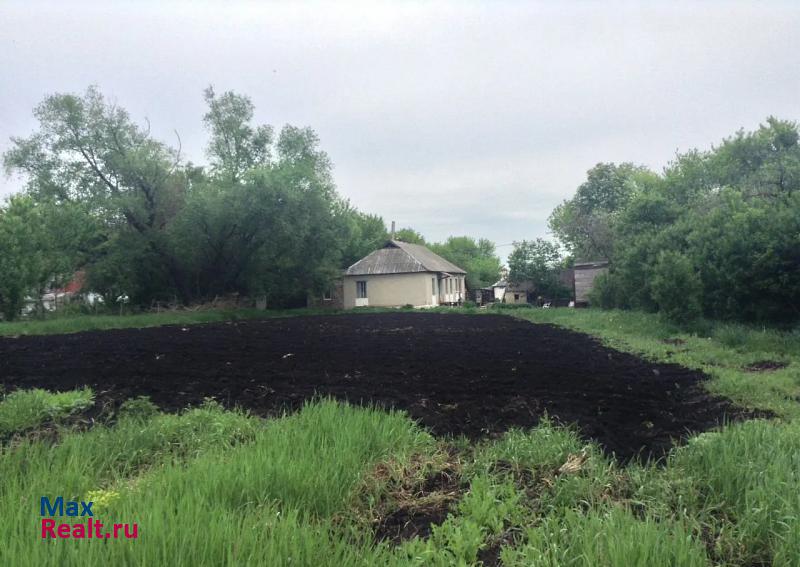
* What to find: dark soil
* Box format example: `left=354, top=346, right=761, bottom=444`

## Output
left=744, top=360, right=789, bottom=372
left=0, top=313, right=762, bottom=460
left=375, top=469, right=459, bottom=544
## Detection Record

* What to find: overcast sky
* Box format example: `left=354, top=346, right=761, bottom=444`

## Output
left=2, top=1, right=799, bottom=259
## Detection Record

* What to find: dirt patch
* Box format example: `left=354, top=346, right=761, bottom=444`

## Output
left=744, top=360, right=788, bottom=372
left=477, top=531, right=516, bottom=567
left=376, top=499, right=453, bottom=543
left=368, top=454, right=464, bottom=544
left=661, top=338, right=686, bottom=346
left=0, top=313, right=762, bottom=460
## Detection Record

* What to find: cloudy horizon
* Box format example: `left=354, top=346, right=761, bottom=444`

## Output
left=2, top=1, right=799, bottom=259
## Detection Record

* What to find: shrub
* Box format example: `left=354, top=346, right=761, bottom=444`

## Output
left=0, top=388, right=94, bottom=437
left=650, top=251, right=702, bottom=324
left=118, top=396, right=160, bottom=422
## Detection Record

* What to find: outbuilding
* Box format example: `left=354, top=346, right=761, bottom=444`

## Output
left=573, top=260, right=609, bottom=306
left=343, top=240, right=467, bottom=308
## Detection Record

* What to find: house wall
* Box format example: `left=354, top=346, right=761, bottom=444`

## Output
left=574, top=266, right=609, bottom=304
left=343, top=272, right=434, bottom=308
left=493, top=286, right=506, bottom=302
left=504, top=289, right=529, bottom=304
left=438, top=275, right=466, bottom=304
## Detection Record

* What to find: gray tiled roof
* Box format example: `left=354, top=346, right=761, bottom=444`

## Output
left=345, top=240, right=467, bottom=276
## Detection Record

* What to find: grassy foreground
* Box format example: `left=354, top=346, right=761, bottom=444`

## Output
left=1, top=307, right=799, bottom=565
left=0, top=390, right=798, bottom=566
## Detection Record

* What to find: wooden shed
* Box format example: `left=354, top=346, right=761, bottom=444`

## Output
left=573, top=260, right=609, bottom=306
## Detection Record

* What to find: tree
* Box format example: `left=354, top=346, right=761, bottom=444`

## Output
left=203, top=87, right=273, bottom=183
left=0, top=196, right=97, bottom=319
left=394, top=227, right=426, bottom=244
left=429, top=236, right=502, bottom=290
left=340, top=210, right=388, bottom=268
left=568, top=117, right=800, bottom=325
left=4, top=86, right=351, bottom=308
left=650, top=251, right=702, bottom=324
left=548, top=162, right=658, bottom=260
left=507, top=239, right=568, bottom=299
left=3, top=86, right=192, bottom=301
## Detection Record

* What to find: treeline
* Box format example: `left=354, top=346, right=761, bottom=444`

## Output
left=549, top=118, right=800, bottom=325
left=0, top=87, right=502, bottom=319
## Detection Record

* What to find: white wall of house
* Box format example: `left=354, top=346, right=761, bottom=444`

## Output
left=343, top=272, right=436, bottom=308
left=438, top=275, right=466, bottom=304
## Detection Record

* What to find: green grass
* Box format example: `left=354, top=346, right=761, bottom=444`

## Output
left=0, top=388, right=94, bottom=437
left=0, top=398, right=432, bottom=566
left=502, top=507, right=708, bottom=567
left=1, top=391, right=799, bottom=566
left=0, top=306, right=410, bottom=337
left=0, top=309, right=279, bottom=336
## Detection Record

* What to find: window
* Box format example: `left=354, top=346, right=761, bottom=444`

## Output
left=356, top=281, right=367, bottom=299
left=322, top=289, right=332, bottom=301
left=514, top=294, right=520, bottom=301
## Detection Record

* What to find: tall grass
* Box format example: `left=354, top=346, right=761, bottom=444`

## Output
left=0, top=388, right=94, bottom=437
left=641, top=419, right=800, bottom=566
left=0, top=399, right=431, bottom=566
left=501, top=507, right=708, bottom=567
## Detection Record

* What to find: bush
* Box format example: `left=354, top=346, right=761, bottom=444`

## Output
left=118, top=396, right=160, bottom=422
left=589, top=272, right=618, bottom=309
left=0, top=388, right=94, bottom=437
left=650, top=251, right=702, bottom=324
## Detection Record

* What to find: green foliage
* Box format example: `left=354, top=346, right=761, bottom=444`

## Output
left=501, top=507, right=708, bottom=567
left=429, top=236, right=502, bottom=290
left=394, top=227, right=426, bottom=244
left=0, top=388, right=94, bottom=437
left=507, top=238, right=569, bottom=299
left=203, top=86, right=273, bottom=182
left=491, top=302, right=533, bottom=310
left=117, top=396, right=159, bottom=422
left=554, top=118, right=800, bottom=325
left=395, top=476, right=525, bottom=565
left=0, top=196, right=98, bottom=319
left=470, top=420, right=585, bottom=475
left=548, top=162, right=658, bottom=260
left=340, top=210, right=389, bottom=268
left=2, top=86, right=352, bottom=313
left=661, top=420, right=800, bottom=565
left=0, top=399, right=429, bottom=566
left=650, top=251, right=702, bottom=324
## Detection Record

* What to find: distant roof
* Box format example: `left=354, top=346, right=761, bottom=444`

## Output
left=345, top=240, right=467, bottom=276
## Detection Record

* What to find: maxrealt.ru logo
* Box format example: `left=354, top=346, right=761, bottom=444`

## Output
left=40, top=496, right=138, bottom=540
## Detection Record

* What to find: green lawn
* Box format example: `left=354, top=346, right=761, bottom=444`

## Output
left=1, top=307, right=799, bottom=566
